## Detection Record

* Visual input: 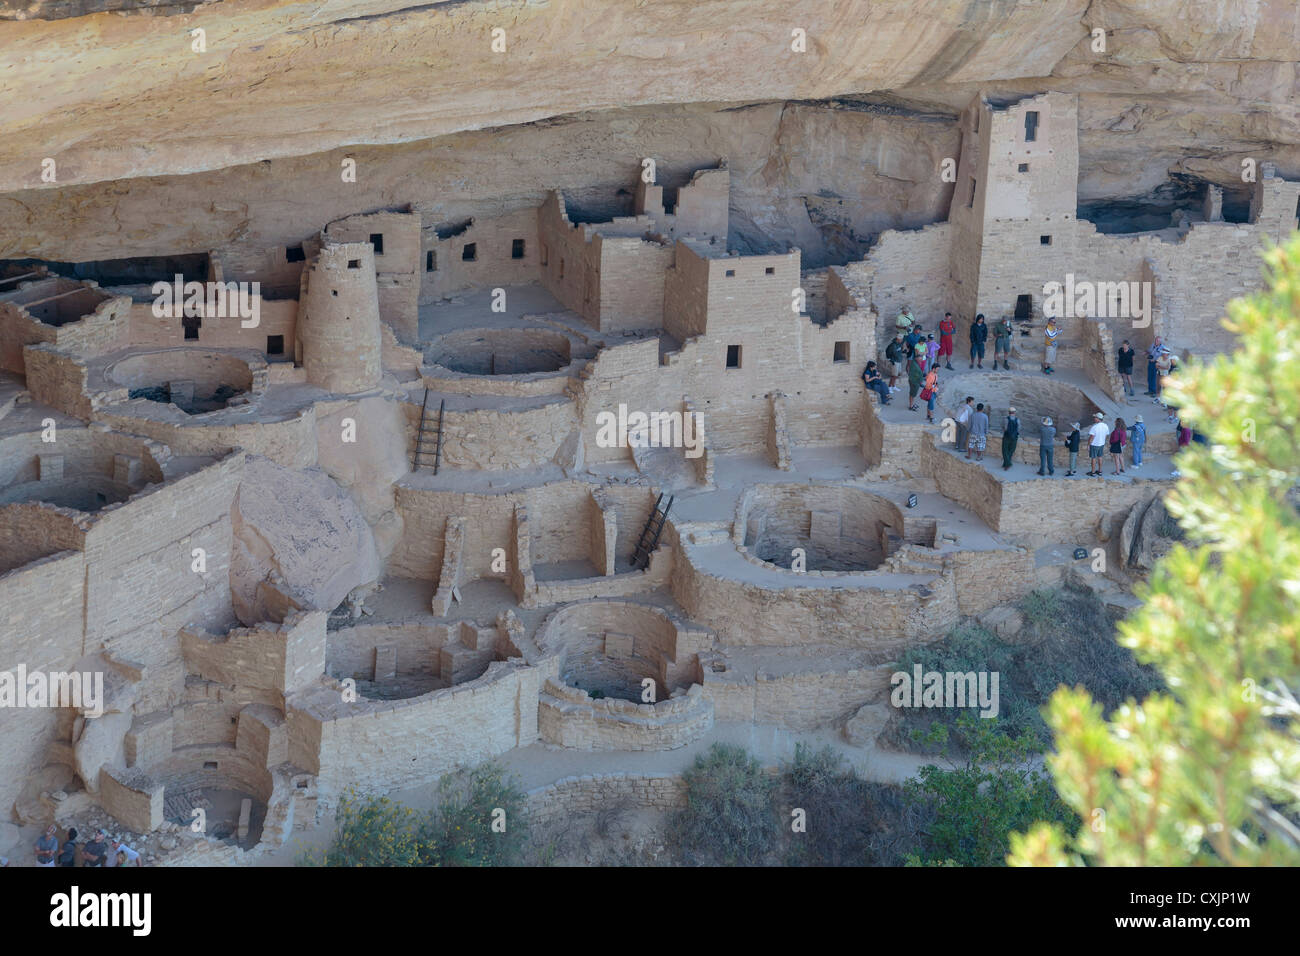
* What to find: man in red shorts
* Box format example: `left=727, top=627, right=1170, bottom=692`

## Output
left=938, top=312, right=956, bottom=370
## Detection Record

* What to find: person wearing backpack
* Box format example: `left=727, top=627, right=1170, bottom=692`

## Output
left=884, top=332, right=906, bottom=392
left=906, top=352, right=926, bottom=411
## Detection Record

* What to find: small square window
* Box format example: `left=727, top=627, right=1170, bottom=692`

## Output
left=833, top=341, right=850, bottom=363
left=426, top=250, right=436, bottom=272
left=765, top=266, right=775, bottom=275
left=285, top=246, right=306, bottom=263
left=347, top=259, right=359, bottom=269
left=204, top=761, right=218, bottom=770
left=1040, top=235, right=1052, bottom=246
left=726, top=344, right=741, bottom=369
left=1018, top=163, right=1029, bottom=173
left=463, top=242, right=477, bottom=262
left=511, top=238, right=526, bottom=259
left=267, top=334, right=284, bottom=355
left=725, top=269, right=736, bottom=277
left=369, top=233, right=384, bottom=255
left=331, top=289, right=338, bottom=296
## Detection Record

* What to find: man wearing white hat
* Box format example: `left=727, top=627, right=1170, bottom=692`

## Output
left=1087, top=412, right=1110, bottom=476
left=1129, top=415, right=1147, bottom=468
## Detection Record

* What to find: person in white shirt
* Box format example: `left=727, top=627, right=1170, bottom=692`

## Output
left=954, top=396, right=974, bottom=457
left=107, top=840, right=142, bottom=867
left=1086, top=412, right=1110, bottom=476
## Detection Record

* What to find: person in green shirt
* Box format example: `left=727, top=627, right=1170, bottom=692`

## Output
left=906, top=352, right=925, bottom=410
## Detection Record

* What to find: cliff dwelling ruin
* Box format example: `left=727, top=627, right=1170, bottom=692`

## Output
left=0, top=0, right=1297, bottom=877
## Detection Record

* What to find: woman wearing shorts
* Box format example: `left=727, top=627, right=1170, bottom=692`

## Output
left=1109, top=417, right=1128, bottom=475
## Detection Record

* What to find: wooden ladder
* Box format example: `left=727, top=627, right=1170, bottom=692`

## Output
left=631, top=492, right=673, bottom=569
left=412, top=388, right=445, bottom=474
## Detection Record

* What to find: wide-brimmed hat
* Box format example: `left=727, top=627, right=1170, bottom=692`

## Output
left=1071, top=422, right=1081, bottom=430
left=1093, top=412, right=1105, bottom=420
left=1043, top=417, right=1053, bottom=425
left=1008, top=406, right=1017, bottom=413
left=1135, top=415, right=1143, bottom=423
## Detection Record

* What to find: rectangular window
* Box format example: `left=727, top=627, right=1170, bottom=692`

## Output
left=426, top=250, right=436, bottom=272
left=1040, top=235, right=1052, bottom=246
left=462, top=242, right=477, bottom=262
left=511, top=238, right=526, bottom=259
left=833, top=341, right=850, bottom=363
left=347, top=259, right=359, bottom=269
left=183, top=315, right=200, bottom=341
left=1024, top=111, right=1039, bottom=142
left=267, top=334, right=284, bottom=355
left=968, top=178, right=977, bottom=208
left=285, top=246, right=306, bottom=263
left=369, top=233, right=384, bottom=255
left=725, top=269, right=736, bottom=277
left=540, top=242, right=548, bottom=267
left=1018, top=163, right=1029, bottom=173
left=726, top=344, right=741, bottom=369
left=1014, top=294, right=1032, bottom=320
left=765, top=266, right=775, bottom=275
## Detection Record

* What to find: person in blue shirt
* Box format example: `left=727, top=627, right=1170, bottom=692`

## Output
left=1128, top=415, right=1146, bottom=468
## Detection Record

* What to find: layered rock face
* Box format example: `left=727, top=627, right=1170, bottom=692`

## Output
left=2, top=0, right=1298, bottom=266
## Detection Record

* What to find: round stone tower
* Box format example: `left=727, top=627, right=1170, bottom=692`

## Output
left=296, top=241, right=383, bottom=393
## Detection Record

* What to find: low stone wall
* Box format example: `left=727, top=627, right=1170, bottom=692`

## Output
left=525, top=773, right=687, bottom=828
left=402, top=395, right=578, bottom=471
left=671, top=544, right=959, bottom=649
left=701, top=661, right=891, bottom=731
left=97, top=403, right=318, bottom=468
left=538, top=679, right=713, bottom=751
left=288, top=655, right=553, bottom=803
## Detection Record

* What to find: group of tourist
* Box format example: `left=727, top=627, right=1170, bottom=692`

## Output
left=951, top=401, right=1147, bottom=477
left=860, top=310, right=1013, bottom=422
left=861, top=309, right=1205, bottom=480
left=32, top=823, right=142, bottom=867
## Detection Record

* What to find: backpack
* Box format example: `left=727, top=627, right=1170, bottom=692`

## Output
left=58, top=840, right=77, bottom=866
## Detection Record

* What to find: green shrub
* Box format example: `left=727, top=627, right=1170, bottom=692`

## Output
left=885, top=590, right=1163, bottom=753
left=300, top=789, right=427, bottom=866
left=666, top=743, right=779, bottom=866
left=419, top=762, right=528, bottom=867
left=304, top=761, right=528, bottom=867
left=780, top=744, right=880, bottom=866
left=905, top=715, right=1074, bottom=867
